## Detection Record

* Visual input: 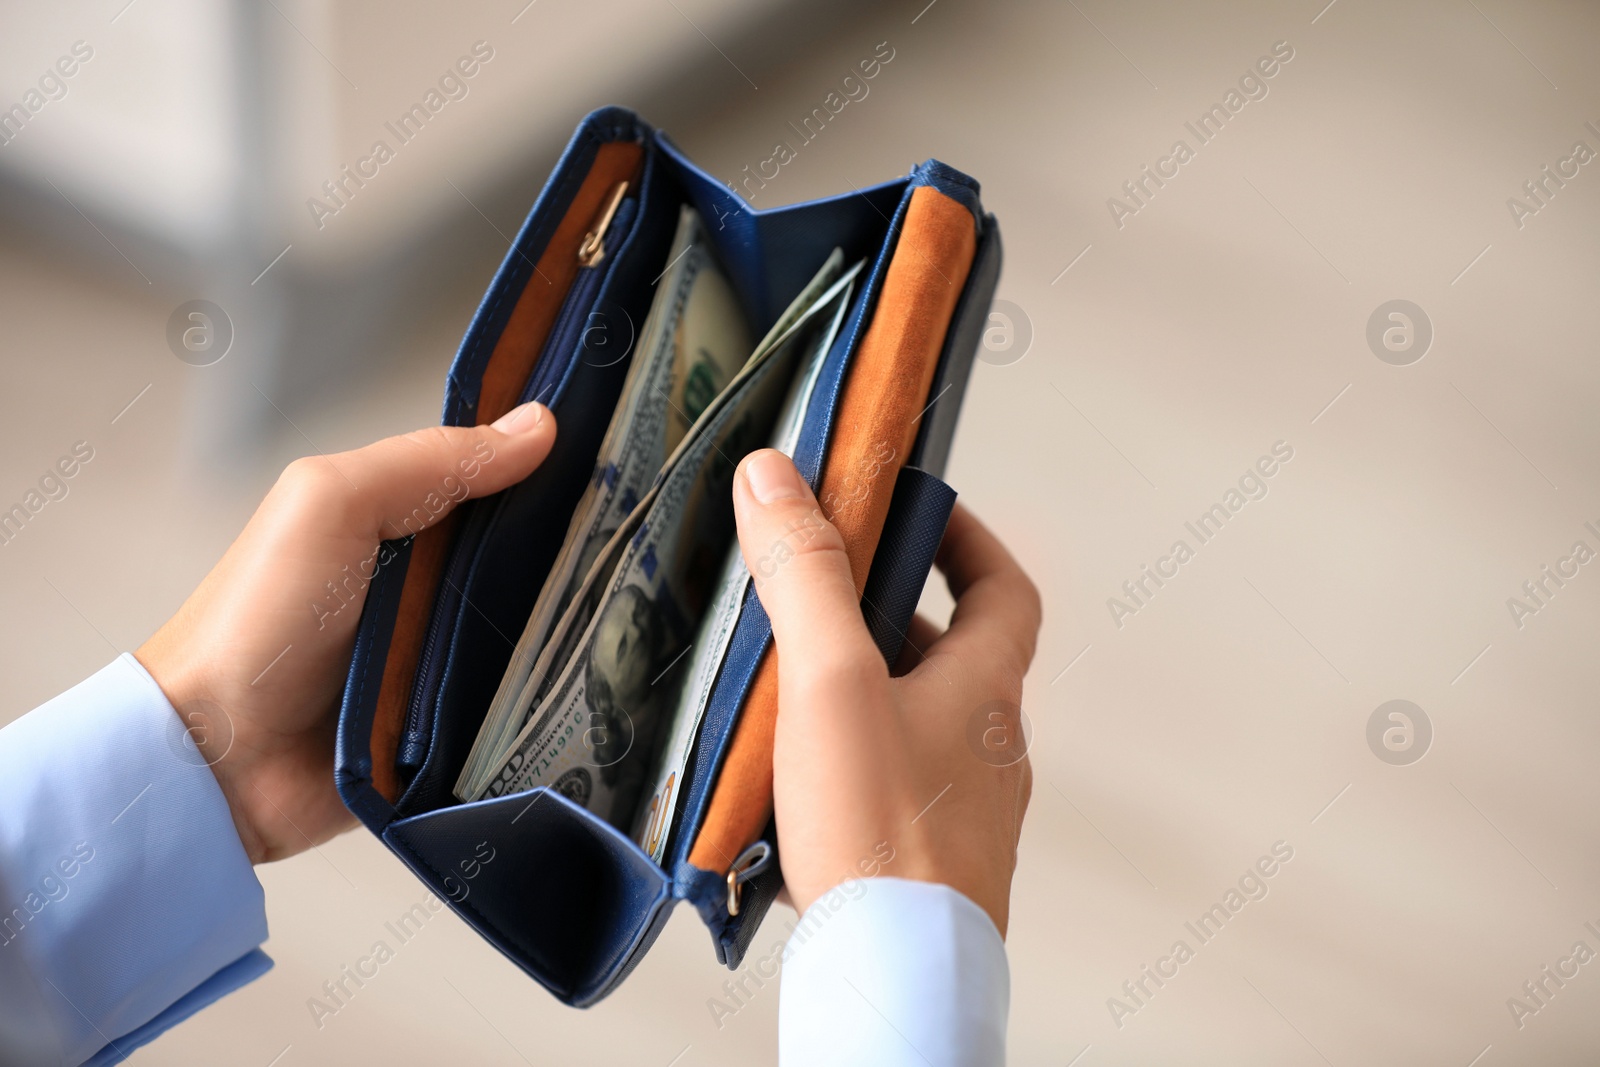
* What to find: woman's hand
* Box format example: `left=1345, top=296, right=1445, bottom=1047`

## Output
left=732, top=449, right=1041, bottom=936
left=136, top=402, right=556, bottom=864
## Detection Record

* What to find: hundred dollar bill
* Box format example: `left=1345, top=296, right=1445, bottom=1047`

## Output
left=632, top=267, right=855, bottom=861
left=469, top=256, right=862, bottom=823
left=456, top=208, right=750, bottom=798
left=666, top=242, right=747, bottom=454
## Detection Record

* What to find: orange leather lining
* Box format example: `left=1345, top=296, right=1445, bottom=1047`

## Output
left=369, top=140, right=644, bottom=804
left=686, top=185, right=978, bottom=873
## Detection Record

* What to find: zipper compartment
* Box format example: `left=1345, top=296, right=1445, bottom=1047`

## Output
left=395, top=187, right=640, bottom=789
left=518, top=198, right=635, bottom=409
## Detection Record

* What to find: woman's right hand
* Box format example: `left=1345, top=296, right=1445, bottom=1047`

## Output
left=731, top=449, right=1041, bottom=936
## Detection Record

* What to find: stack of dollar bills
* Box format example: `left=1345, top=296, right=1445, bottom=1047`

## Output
left=455, top=205, right=861, bottom=863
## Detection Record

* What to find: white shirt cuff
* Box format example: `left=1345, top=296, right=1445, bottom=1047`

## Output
left=777, top=877, right=1009, bottom=1066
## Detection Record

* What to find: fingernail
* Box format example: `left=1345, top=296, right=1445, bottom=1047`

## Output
left=743, top=450, right=805, bottom=504
left=491, top=401, right=546, bottom=434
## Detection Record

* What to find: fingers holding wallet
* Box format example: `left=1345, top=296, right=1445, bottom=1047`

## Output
left=135, top=403, right=557, bottom=863
left=734, top=448, right=1041, bottom=936
left=732, top=448, right=879, bottom=678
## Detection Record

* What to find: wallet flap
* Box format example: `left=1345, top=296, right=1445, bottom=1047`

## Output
left=683, top=178, right=982, bottom=878
left=385, top=787, right=673, bottom=1006
left=860, top=466, right=958, bottom=666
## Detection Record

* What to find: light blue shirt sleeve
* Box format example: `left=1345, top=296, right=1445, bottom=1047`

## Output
left=0, top=655, right=271, bottom=1066
left=778, top=876, right=1010, bottom=1066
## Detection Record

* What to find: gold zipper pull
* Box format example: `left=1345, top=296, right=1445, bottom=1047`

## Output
left=577, top=181, right=628, bottom=267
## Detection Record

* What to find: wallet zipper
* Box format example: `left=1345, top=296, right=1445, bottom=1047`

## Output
left=578, top=180, right=628, bottom=267
left=396, top=182, right=637, bottom=790
left=512, top=188, right=637, bottom=412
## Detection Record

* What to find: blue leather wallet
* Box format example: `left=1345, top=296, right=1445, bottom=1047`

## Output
left=335, top=105, right=1001, bottom=1006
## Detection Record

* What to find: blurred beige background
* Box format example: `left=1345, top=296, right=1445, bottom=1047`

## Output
left=4, top=0, right=1600, bottom=1063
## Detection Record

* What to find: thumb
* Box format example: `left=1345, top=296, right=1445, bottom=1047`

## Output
left=733, top=449, right=876, bottom=673
left=336, top=401, right=558, bottom=540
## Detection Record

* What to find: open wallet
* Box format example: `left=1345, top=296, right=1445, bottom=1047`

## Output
left=335, top=105, right=1002, bottom=1006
